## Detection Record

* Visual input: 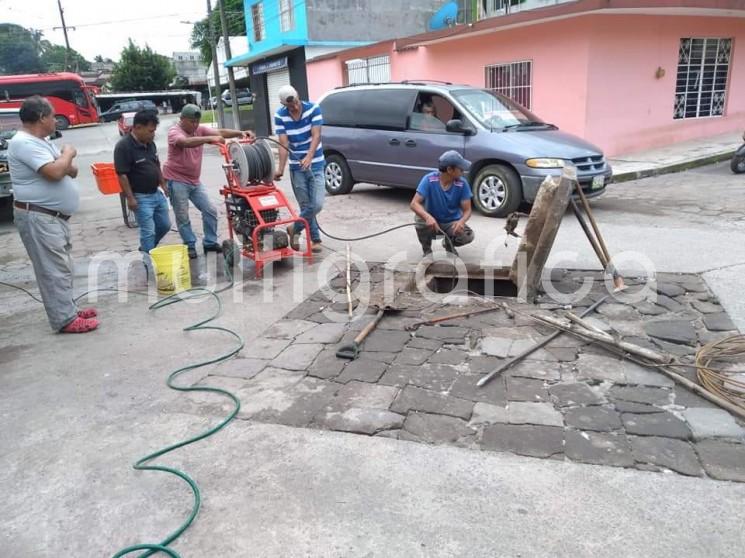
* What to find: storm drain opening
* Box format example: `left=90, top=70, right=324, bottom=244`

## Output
left=424, top=262, right=518, bottom=298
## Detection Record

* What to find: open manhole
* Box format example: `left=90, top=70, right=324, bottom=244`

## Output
left=424, top=262, right=518, bottom=298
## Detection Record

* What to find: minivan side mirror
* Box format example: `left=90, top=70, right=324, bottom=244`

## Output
left=446, top=119, right=474, bottom=135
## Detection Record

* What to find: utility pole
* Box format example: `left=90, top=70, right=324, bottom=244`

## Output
left=56, top=0, right=72, bottom=71
left=206, top=0, right=225, bottom=127
left=218, top=0, right=241, bottom=130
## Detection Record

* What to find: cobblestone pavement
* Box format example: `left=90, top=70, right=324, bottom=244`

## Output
left=183, top=267, right=745, bottom=483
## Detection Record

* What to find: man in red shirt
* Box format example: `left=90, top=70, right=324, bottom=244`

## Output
left=162, top=104, right=252, bottom=259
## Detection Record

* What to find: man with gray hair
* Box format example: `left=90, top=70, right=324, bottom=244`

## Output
left=9, top=95, right=99, bottom=333
left=273, top=84, right=325, bottom=253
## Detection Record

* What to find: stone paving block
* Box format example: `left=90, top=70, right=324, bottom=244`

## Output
left=655, top=295, right=686, bottom=313
left=407, top=337, right=443, bottom=351
left=336, top=359, right=387, bottom=384
left=545, top=347, right=578, bottom=362
left=316, top=408, right=404, bottom=435
left=405, top=363, right=460, bottom=392
left=609, top=385, right=672, bottom=406
left=235, top=368, right=307, bottom=419
left=294, top=322, right=348, bottom=344
left=695, top=439, right=745, bottom=482
left=655, top=282, right=686, bottom=297
left=210, top=357, right=266, bottom=380
left=564, top=406, right=622, bottom=432
left=284, top=300, right=325, bottom=321
left=245, top=337, right=291, bottom=360
left=390, top=386, right=473, bottom=419
left=549, top=383, right=605, bottom=407
left=363, top=330, right=410, bottom=353
left=375, top=429, right=401, bottom=439
left=703, top=312, right=736, bottom=332
left=394, top=347, right=436, bottom=366
left=329, top=381, right=399, bottom=410
left=252, top=377, right=339, bottom=427
left=636, top=302, right=667, bottom=316
left=429, top=347, right=468, bottom=365
left=506, top=377, right=549, bottom=402
left=644, top=320, right=696, bottom=345
left=378, top=363, right=418, bottom=388
left=262, top=319, right=316, bottom=339
left=671, top=389, right=718, bottom=410
left=468, top=402, right=508, bottom=427
left=508, top=402, right=563, bottom=427
left=650, top=338, right=697, bottom=357
left=597, top=303, right=638, bottom=320
left=613, top=400, right=664, bottom=414
left=508, top=338, right=544, bottom=357
left=466, top=355, right=501, bottom=375
left=306, top=347, right=345, bottom=380
left=403, top=412, right=474, bottom=444
left=622, top=411, right=691, bottom=439
left=565, top=430, right=634, bottom=467
left=575, top=353, right=626, bottom=383
left=630, top=436, right=703, bottom=477
left=270, top=343, right=324, bottom=371
left=415, top=325, right=470, bottom=344
left=479, top=337, right=512, bottom=358
left=621, top=361, right=674, bottom=388
left=448, top=374, right=507, bottom=405
left=507, top=361, right=561, bottom=381
left=358, top=351, right=398, bottom=364
left=481, top=424, right=564, bottom=458
left=690, top=300, right=723, bottom=314
left=682, top=408, right=745, bottom=440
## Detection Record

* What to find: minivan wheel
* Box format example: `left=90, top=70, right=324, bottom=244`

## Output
left=324, top=155, right=355, bottom=195
left=472, top=164, right=522, bottom=217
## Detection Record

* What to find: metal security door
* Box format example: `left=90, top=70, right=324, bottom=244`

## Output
left=266, top=68, right=291, bottom=134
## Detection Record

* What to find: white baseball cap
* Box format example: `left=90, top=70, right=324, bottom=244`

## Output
left=278, top=85, right=299, bottom=104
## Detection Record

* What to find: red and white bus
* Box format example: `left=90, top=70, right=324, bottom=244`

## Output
left=0, top=72, right=99, bottom=129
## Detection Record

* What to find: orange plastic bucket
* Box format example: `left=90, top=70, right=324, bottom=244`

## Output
left=91, top=162, right=122, bottom=195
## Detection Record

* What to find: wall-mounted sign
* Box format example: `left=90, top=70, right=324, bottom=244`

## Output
left=252, top=57, right=288, bottom=76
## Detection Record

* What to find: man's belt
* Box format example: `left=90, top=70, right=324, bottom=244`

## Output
left=14, top=201, right=71, bottom=221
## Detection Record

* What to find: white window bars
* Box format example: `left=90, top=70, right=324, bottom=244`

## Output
left=345, top=56, right=391, bottom=85
left=485, top=60, right=532, bottom=109
left=674, top=37, right=731, bottom=120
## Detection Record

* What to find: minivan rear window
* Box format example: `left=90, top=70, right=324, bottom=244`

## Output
left=322, top=89, right=416, bottom=131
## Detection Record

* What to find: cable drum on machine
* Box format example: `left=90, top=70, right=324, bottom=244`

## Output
left=224, top=140, right=289, bottom=252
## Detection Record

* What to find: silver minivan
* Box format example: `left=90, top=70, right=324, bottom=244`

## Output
left=319, top=82, right=612, bottom=217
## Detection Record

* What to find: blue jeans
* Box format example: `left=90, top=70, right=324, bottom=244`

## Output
left=290, top=168, right=325, bottom=243
left=168, top=180, right=219, bottom=248
left=134, top=191, right=171, bottom=253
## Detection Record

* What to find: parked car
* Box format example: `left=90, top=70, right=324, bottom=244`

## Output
left=117, top=112, right=137, bottom=136
left=221, top=88, right=254, bottom=106
left=0, top=108, right=61, bottom=221
left=318, top=83, right=612, bottom=217
left=99, top=100, right=158, bottom=122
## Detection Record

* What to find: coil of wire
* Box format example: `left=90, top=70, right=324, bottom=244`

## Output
left=696, top=334, right=745, bottom=412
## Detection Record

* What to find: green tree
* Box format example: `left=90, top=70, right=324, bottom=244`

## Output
left=40, top=44, right=91, bottom=73
left=190, top=0, right=246, bottom=66
left=0, top=24, right=45, bottom=74
left=110, top=39, right=176, bottom=91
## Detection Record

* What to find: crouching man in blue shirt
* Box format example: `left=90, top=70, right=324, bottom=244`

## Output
left=410, top=150, right=475, bottom=256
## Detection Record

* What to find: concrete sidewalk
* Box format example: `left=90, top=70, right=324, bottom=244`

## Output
left=610, top=131, right=742, bottom=182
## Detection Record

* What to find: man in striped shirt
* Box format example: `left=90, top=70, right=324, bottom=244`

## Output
left=273, top=85, right=325, bottom=253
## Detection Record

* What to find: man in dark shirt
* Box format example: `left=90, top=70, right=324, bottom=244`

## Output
left=114, top=110, right=171, bottom=254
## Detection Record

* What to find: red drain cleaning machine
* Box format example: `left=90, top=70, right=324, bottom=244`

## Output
left=217, top=139, right=312, bottom=277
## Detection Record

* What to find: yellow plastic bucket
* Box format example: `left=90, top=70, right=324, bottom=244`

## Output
left=149, top=245, right=192, bottom=295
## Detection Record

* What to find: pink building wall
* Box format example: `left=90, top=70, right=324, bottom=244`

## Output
left=306, top=13, right=745, bottom=156
left=585, top=15, right=745, bottom=155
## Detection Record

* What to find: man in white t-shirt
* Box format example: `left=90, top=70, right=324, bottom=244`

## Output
left=9, top=96, right=99, bottom=333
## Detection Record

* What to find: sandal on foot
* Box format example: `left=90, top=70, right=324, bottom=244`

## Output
left=60, top=316, right=99, bottom=334
left=77, top=307, right=98, bottom=319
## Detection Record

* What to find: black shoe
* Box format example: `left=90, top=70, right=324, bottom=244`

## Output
left=188, top=246, right=198, bottom=259
left=203, top=244, right=223, bottom=254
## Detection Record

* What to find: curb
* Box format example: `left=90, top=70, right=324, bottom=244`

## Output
left=611, top=150, right=736, bottom=183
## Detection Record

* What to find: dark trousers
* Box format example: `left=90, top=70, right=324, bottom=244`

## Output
left=414, top=215, right=474, bottom=254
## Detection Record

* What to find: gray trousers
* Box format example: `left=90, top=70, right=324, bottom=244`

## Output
left=14, top=209, right=78, bottom=331
left=415, top=215, right=475, bottom=253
